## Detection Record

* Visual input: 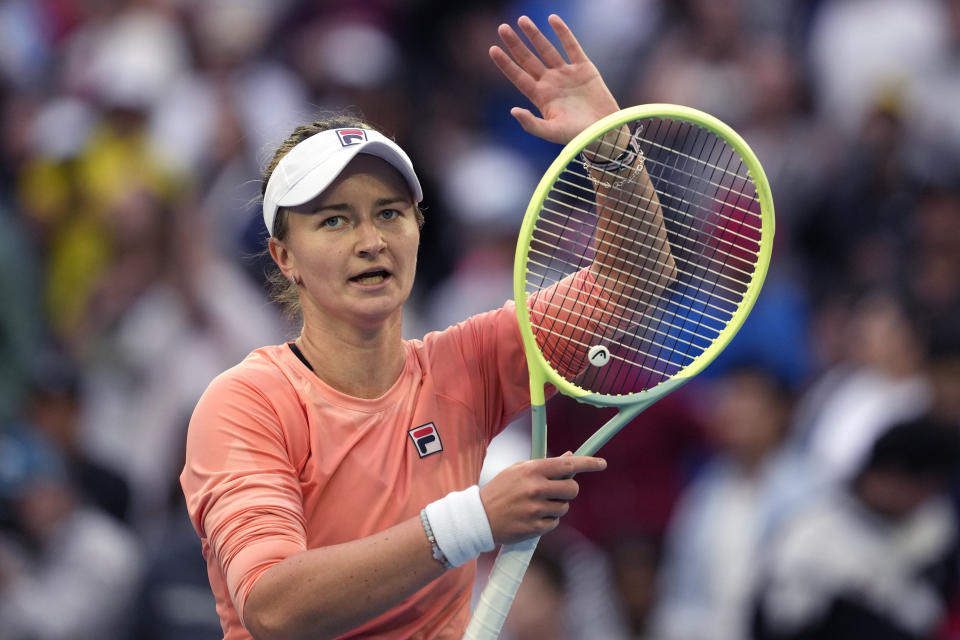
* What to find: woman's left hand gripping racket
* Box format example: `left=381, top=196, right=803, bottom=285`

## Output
left=464, top=103, right=775, bottom=639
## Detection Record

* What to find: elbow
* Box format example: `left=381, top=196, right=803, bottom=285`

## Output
left=243, top=571, right=310, bottom=640
left=244, top=601, right=341, bottom=640
left=244, top=604, right=292, bottom=640
left=641, top=253, right=678, bottom=296
left=633, top=255, right=677, bottom=309
left=244, top=600, right=309, bottom=640
left=663, top=254, right=679, bottom=288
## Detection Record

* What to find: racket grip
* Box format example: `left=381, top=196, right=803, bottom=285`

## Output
left=463, top=536, right=541, bottom=639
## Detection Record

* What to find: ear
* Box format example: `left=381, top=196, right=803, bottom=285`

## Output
left=268, top=237, right=296, bottom=281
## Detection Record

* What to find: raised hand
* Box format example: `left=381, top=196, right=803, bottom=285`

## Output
left=489, top=14, right=620, bottom=145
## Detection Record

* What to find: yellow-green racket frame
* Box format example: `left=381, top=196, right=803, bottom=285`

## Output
left=464, top=104, right=774, bottom=640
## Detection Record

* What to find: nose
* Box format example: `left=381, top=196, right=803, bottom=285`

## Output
left=355, top=220, right=386, bottom=257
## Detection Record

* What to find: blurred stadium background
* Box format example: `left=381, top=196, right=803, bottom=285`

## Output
left=0, top=0, right=959, bottom=639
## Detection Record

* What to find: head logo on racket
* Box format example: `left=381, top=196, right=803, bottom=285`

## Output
left=587, top=345, right=610, bottom=367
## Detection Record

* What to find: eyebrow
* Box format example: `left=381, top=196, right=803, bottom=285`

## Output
left=312, top=196, right=410, bottom=214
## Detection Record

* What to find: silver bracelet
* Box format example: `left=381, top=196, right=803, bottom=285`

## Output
left=582, top=127, right=646, bottom=190
left=581, top=126, right=643, bottom=173
left=420, top=509, right=453, bottom=570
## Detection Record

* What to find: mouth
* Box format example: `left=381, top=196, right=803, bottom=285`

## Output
left=349, top=269, right=391, bottom=285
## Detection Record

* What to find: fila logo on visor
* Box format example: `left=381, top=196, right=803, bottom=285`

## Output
left=409, top=423, right=443, bottom=458
left=336, top=128, right=367, bottom=146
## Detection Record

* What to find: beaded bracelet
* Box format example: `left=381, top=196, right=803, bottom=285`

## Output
left=420, top=509, right=453, bottom=570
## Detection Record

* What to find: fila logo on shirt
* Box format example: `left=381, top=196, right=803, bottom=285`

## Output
left=336, top=128, right=367, bottom=146
left=408, top=423, right=443, bottom=458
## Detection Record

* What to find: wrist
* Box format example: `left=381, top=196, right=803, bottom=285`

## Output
left=583, top=125, right=640, bottom=172
left=420, top=509, right=453, bottom=569
left=422, top=485, right=495, bottom=568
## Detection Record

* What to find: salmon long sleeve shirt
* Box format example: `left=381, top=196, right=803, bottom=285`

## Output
left=181, top=301, right=532, bottom=639
left=181, top=271, right=620, bottom=639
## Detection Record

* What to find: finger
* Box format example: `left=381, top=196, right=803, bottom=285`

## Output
left=511, top=108, right=563, bottom=144
left=497, top=22, right=546, bottom=79
left=540, top=499, right=570, bottom=519
left=539, top=515, right=562, bottom=534
left=563, top=455, right=607, bottom=476
left=517, top=15, right=567, bottom=68
left=548, top=13, right=588, bottom=64
left=537, top=454, right=608, bottom=478
left=489, top=46, right=539, bottom=101
left=543, top=478, right=580, bottom=501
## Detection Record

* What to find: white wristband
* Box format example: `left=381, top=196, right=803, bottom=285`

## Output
left=423, top=485, right=495, bottom=568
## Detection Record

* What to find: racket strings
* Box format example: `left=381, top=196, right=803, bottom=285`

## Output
left=547, top=163, right=763, bottom=267
left=555, top=161, right=763, bottom=237
left=605, top=119, right=683, bottom=388
left=527, top=256, right=735, bottom=331
left=589, top=124, right=756, bottom=188
left=641, top=120, right=745, bottom=386
left=531, top=169, right=757, bottom=320
left=528, top=314, right=691, bottom=380
left=542, top=186, right=760, bottom=277
left=531, top=220, right=754, bottom=302
left=583, top=122, right=763, bottom=221
left=526, top=117, right=763, bottom=395
left=529, top=286, right=723, bottom=365
left=637, top=116, right=742, bottom=384
left=530, top=120, right=678, bottom=384
left=531, top=128, right=749, bottom=350
left=544, top=179, right=763, bottom=267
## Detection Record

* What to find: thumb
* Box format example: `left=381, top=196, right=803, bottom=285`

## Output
left=510, top=107, right=555, bottom=141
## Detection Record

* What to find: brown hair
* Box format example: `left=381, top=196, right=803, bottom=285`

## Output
left=261, top=114, right=425, bottom=322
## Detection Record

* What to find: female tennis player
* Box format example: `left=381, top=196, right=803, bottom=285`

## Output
left=182, top=14, right=667, bottom=639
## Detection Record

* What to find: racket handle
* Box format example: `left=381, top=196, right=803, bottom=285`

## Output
left=463, top=536, right=541, bottom=639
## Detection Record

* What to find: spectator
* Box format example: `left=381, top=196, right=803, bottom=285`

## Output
left=123, top=477, right=221, bottom=640
left=752, top=414, right=960, bottom=640
left=0, top=427, right=142, bottom=640
left=650, top=365, right=809, bottom=640
left=0, top=203, right=42, bottom=424
left=793, top=291, right=933, bottom=486
left=806, top=0, right=950, bottom=136
left=607, top=532, right=662, bottom=639
left=19, top=346, right=130, bottom=522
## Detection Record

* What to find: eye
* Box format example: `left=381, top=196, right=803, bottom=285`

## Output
left=379, top=208, right=401, bottom=221
left=320, top=215, right=345, bottom=229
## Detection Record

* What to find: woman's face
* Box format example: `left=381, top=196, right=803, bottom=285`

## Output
left=273, top=154, right=421, bottom=332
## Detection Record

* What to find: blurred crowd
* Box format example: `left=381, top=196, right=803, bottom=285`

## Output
left=0, top=0, right=959, bottom=639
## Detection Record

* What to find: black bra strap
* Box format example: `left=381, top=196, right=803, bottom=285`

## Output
left=288, top=342, right=314, bottom=371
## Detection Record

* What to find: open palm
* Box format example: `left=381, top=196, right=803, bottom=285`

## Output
left=489, top=14, right=621, bottom=145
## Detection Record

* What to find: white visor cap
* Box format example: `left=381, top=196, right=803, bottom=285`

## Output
left=262, top=127, right=423, bottom=236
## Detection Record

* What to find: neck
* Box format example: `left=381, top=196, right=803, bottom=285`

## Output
left=296, top=314, right=406, bottom=399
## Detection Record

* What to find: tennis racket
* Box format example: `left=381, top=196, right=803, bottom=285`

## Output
left=464, top=103, right=775, bottom=638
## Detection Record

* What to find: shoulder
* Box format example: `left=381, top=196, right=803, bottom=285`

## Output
left=190, top=344, right=308, bottom=434
left=185, top=345, right=311, bottom=467
left=418, top=302, right=520, bottom=354
left=763, top=490, right=875, bottom=582
left=408, top=302, right=523, bottom=384
left=203, top=344, right=299, bottom=400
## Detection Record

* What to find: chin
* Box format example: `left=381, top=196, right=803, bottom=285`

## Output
left=349, top=298, right=407, bottom=327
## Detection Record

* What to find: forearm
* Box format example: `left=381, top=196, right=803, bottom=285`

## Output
left=243, top=515, right=445, bottom=640
left=586, top=125, right=677, bottom=305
